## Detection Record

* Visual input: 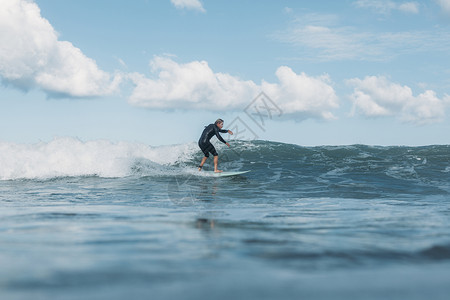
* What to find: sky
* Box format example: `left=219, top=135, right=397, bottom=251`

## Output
left=1, top=0, right=450, bottom=146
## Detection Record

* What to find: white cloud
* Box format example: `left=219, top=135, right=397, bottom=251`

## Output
left=0, top=0, right=120, bottom=98
left=128, top=56, right=339, bottom=120
left=398, top=2, right=420, bottom=14
left=170, top=0, right=206, bottom=13
left=436, top=0, right=450, bottom=15
left=347, top=76, right=450, bottom=124
left=354, top=0, right=419, bottom=15
left=261, top=67, right=338, bottom=120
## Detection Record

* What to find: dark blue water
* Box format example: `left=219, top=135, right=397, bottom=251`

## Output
left=1, top=139, right=450, bottom=299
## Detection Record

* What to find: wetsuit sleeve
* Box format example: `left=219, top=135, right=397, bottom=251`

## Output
left=214, top=127, right=227, bottom=144
left=216, top=133, right=227, bottom=144
left=219, top=129, right=228, bottom=133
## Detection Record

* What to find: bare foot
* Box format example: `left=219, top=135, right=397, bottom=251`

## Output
left=214, top=170, right=223, bottom=173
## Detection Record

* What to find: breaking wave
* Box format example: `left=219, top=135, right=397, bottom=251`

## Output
left=0, top=137, right=198, bottom=180
left=1, top=137, right=450, bottom=196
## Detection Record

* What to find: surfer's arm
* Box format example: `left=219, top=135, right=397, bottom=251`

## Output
left=216, top=133, right=227, bottom=144
left=214, top=127, right=227, bottom=144
left=218, top=135, right=230, bottom=147
left=220, top=129, right=233, bottom=135
left=215, top=127, right=231, bottom=146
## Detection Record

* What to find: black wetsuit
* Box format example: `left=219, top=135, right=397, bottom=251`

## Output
left=198, top=124, right=228, bottom=157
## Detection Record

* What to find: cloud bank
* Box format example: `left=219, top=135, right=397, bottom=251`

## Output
left=0, top=0, right=120, bottom=98
left=128, top=56, right=339, bottom=120
left=2, top=0, right=448, bottom=127
left=347, top=76, right=450, bottom=124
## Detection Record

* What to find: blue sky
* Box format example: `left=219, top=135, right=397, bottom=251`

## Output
left=1, top=0, right=450, bottom=146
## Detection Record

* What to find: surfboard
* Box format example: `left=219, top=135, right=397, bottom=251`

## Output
left=205, top=170, right=250, bottom=177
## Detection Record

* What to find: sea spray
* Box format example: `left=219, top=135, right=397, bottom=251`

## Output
left=0, top=137, right=199, bottom=180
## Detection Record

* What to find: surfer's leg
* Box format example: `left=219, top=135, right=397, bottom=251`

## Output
left=198, top=142, right=210, bottom=171
left=213, top=155, right=222, bottom=173
left=198, top=156, right=208, bottom=171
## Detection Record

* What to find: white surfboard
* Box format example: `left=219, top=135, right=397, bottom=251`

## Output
left=204, top=170, right=250, bottom=177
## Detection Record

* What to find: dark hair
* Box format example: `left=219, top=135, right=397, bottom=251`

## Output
left=215, top=118, right=224, bottom=125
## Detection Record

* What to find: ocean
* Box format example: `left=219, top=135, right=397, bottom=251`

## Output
left=1, top=138, right=450, bottom=299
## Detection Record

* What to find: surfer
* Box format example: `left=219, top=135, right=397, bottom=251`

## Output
left=198, top=119, right=233, bottom=173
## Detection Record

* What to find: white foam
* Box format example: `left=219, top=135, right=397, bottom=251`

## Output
left=0, top=137, right=199, bottom=180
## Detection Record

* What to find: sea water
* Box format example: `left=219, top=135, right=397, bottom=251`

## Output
left=1, top=138, right=449, bottom=299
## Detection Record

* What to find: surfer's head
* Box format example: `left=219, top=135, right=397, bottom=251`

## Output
left=215, top=119, right=224, bottom=128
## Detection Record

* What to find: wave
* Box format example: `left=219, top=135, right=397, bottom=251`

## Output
left=1, top=138, right=450, bottom=186
left=0, top=137, right=199, bottom=180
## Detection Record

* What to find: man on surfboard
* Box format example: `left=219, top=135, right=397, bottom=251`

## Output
left=198, top=119, right=233, bottom=173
